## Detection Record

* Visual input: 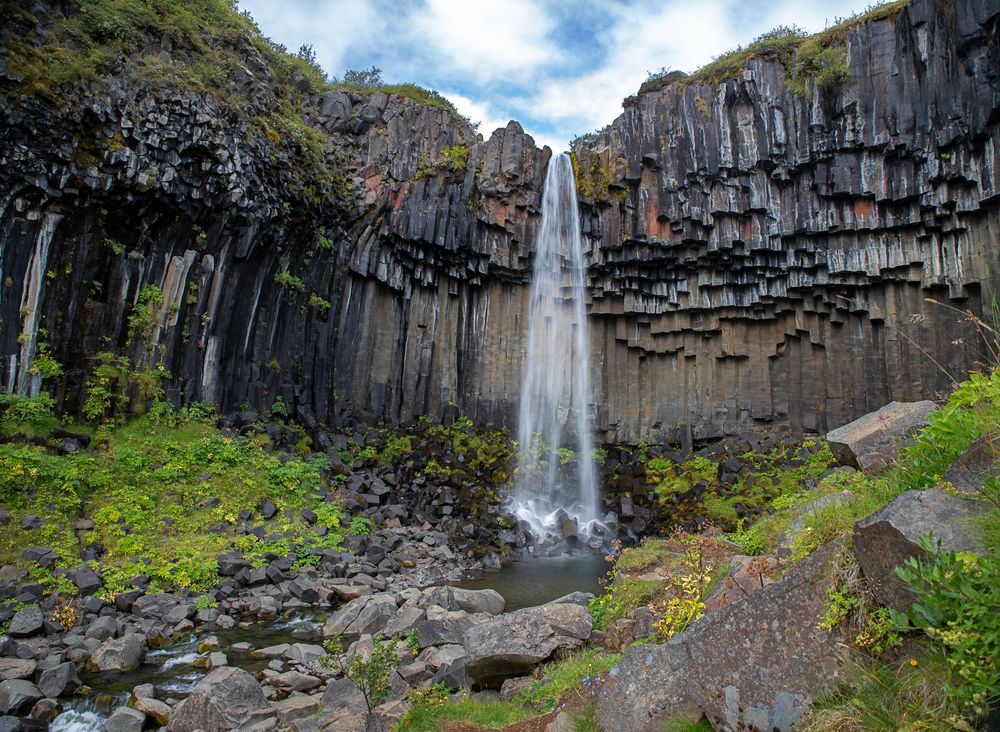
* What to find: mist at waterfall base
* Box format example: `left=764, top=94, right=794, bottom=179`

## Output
left=511, top=152, right=603, bottom=547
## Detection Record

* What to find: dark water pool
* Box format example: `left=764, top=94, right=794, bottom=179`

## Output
left=456, top=553, right=611, bottom=611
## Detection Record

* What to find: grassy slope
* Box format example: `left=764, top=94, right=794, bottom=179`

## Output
left=0, top=401, right=348, bottom=601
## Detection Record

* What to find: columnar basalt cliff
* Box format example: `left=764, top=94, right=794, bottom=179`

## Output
left=1, top=0, right=998, bottom=444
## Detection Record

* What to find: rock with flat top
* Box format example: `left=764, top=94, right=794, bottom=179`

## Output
left=462, top=603, right=591, bottom=688
left=168, top=667, right=271, bottom=731
left=853, top=488, right=988, bottom=611
left=826, top=401, right=937, bottom=472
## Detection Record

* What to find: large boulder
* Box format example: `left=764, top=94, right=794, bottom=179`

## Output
left=104, top=706, right=146, bottom=732
left=0, top=680, right=42, bottom=715
left=88, top=633, right=146, bottom=673
left=420, top=586, right=505, bottom=615
left=6, top=607, right=43, bottom=638
left=323, top=594, right=398, bottom=641
left=462, top=603, right=591, bottom=688
left=0, top=661, right=35, bottom=682
left=595, top=542, right=847, bottom=732
left=942, top=432, right=999, bottom=493
left=826, top=400, right=936, bottom=472
left=853, top=488, right=987, bottom=611
left=168, top=667, right=272, bottom=731
left=37, top=661, right=81, bottom=698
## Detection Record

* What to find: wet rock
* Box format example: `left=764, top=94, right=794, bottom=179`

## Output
left=826, top=401, right=937, bottom=472
left=0, top=680, right=42, bottom=715
left=168, top=667, right=271, bottom=731
left=133, top=697, right=171, bottom=726
left=88, top=633, right=146, bottom=673
left=29, top=697, right=60, bottom=723
left=7, top=608, right=43, bottom=638
left=853, top=488, right=988, bottom=611
left=104, top=706, right=146, bottom=732
left=462, top=603, right=592, bottom=687
left=36, top=662, right=80, bottom=698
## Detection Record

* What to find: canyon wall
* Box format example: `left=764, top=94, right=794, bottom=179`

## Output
left=1, top=0, right=998, bottom=444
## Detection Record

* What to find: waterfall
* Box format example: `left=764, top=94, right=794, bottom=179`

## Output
left=512, top=152, right=600, bottom=542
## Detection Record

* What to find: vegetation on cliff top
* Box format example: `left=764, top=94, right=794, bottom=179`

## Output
left=634, top=0, right=910, bottom=101
left=0, top=0, right=474, bottom=207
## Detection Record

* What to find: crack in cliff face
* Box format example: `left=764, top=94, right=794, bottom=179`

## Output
left=0, top=0, right=998, bottom=444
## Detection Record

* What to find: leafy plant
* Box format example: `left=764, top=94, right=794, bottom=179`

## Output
left=274, top=270, right=305, bottom=293
left=321, top=635, right=398, bottom=720
left=892, top=536, right=1000, bottom=718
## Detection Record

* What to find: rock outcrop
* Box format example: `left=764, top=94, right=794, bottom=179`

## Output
left=852, top=488, right=988, bottom=610
left=826, top=400, right=937, bottom=471
left=596, top=541, right=847, bottom=731
left=1, top=0, right=998, bottom=443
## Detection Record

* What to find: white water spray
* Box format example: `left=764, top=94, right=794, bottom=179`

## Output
left=512, top=152, right=600, bottom=541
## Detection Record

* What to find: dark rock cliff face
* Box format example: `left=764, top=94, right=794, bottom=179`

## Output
left=573, top=0, right=1000, bottom=441
left=2, top=0, right=999, bottom=444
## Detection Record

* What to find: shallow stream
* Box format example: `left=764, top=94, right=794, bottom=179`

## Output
left=48, top=556, right=608, bottom=730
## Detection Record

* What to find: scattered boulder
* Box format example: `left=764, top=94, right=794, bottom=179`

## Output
left=133, top=697, right=171, bottom=726
left=462, top=603, right=592, bottom=687
left=853, top=488, right=988, bottom=611
left=36, top=662, right=80, bottom=698
left=826, top=401, right=937, bottom=472
left=131, top=593, right=179, bottom=620
left=7, top=607, right=43, bottom=638
left=323, top=594, right=397, bottom=640
left=0, top=680, right=42, bottom=715
left=72, top=567, right=103, bottom=596
left=104, top=706, right=146, bottom=732
left=596, top=541, right=847, bottom=732
left=0, top=661, right=35, bottom=682
left=421, top=586, right=505, bottom=615
left=88, top=633, right=146, bottom=673
left=168, top=667, right=271, bottom=731
left=942, top=432, right=999, bottom=493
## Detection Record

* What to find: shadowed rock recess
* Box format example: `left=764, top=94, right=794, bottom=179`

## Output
left=1, top=0, right=999, bottom=443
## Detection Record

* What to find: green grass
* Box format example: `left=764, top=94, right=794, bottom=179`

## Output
left=614, top=539, right=679, bottom=574
left=395, top=694, right=530, bottom=731
left=517, top=648, right=623, bottom=712
left=0, top=403, right=346, bottom=597
left=800, top=652, right=967, bottom=731
left=660, top=719, right=714, bottom=732
left=633, top=0, right=910, bottom=100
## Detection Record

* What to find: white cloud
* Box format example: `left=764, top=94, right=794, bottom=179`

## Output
left=411, top=0, right=558, bottom=84
left=238, top=0, right=901, bottom=149
left=238, top=0, right=384, bottom=76
left=444, top=92, right=516, bottom=138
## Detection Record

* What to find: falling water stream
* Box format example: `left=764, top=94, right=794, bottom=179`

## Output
left=512, top=152, right=600, bottom=541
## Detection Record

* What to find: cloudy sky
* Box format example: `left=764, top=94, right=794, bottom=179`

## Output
left=238, top=0, right=885, bottom=151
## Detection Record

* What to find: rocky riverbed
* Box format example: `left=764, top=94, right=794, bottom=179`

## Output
left=1, top=531, right=606, bottom=731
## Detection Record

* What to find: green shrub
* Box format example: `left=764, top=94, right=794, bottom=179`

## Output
left=274, top=270, right=305, bottom=293
left=892, top=537, right=1000, bottom=718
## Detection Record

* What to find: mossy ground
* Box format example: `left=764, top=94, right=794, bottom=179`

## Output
left=0, top=400, right=351, bottom=600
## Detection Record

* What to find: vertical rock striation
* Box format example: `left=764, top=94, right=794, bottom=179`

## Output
left=574, top=0, right=1000, bottom=441
left=1, top=0, right=998, bottom=444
